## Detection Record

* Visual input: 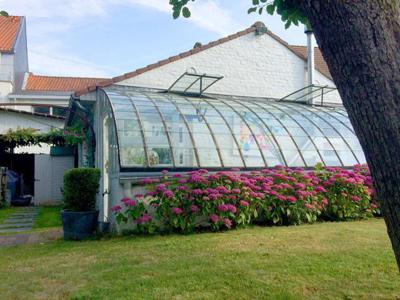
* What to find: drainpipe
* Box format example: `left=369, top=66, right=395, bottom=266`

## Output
left=305, top=24, right=315, bottom=104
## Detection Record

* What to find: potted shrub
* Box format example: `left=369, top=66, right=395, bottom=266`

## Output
left=61, top=168, right=101, bottom=240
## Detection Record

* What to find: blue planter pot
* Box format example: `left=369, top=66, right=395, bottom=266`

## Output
left=61, top=210, right=98, bottom=240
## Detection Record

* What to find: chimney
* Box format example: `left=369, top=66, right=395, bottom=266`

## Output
left=305, top=25, right=315, bottom=104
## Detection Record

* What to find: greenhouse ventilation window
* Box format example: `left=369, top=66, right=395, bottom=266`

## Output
left=167, top=72, right=223, bottom=96
left=100, top=86, right=366, bottom=171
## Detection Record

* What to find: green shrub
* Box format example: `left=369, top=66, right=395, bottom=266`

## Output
left=63, top=168, right=101, bottom=211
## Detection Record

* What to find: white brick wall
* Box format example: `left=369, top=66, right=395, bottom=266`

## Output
left=118, top=31, right=340, bottom=102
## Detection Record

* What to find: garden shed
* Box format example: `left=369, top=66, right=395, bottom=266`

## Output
left=67, top=79, right=365, bottom=229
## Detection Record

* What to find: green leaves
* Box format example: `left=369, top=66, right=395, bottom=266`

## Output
left=247, top=7, right=257, bottom=14
left=169, top=0, right=309, bottom=30
left=182, top=7, right=191, bottom=18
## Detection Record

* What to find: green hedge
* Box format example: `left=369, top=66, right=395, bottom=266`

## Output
left=63, top=168, right=101, bottom=212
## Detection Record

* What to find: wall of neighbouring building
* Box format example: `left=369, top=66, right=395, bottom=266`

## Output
left=117, top=31, right=339, bottom=102
left=12, top=18, right=29, bottom=92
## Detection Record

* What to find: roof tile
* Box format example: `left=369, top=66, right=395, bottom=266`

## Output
left=25, top=73, right=107, bottom=92
left=0, top=16, right=22, bottom=52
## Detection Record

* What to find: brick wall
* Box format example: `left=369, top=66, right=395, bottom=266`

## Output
left=117, top=30, right=340, bottom=103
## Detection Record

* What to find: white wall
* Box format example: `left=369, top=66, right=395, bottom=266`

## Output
left=118, top=31, right=338, bottom=101
left=0, top=110, right=64, bottom=134
left=314, top=70, right=341, bottom=104
left=34, top=154, right=74, bottom=204
left=0, top=81, right=13, bottom=101
left=12, top=18, right=29, bottom=92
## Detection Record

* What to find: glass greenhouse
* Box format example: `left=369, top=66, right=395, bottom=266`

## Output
left=68, top=83, right=367, bottom=226
left=96, top=85, right=365, bottom=172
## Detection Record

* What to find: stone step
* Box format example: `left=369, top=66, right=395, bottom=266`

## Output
left=4, top=218, right=35, bottom=224
left=0, top=227, right=32, bottom=233
left=0, top=223, right=33, bottom=229
left=9, top=214, right=37, bottom=218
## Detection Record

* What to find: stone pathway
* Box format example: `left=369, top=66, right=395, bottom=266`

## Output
left=0, top=206, right=63, bottom=247
left=0, top=228, right=63, bottom=247
left=0, top=206, right=39, bottom=234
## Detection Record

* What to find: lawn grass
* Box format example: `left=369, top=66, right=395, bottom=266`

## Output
left=33, top=205, right=62, bottom=229
left=0, top=219, right=399, bottom=299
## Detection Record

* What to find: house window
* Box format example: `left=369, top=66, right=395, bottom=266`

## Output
left=52, top=107, right=67, bottom=117
left=33, top=106, right=50, bottom=115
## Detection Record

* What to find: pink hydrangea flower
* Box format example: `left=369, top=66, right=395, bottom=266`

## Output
left=217, top=204, right=229, bottom=212
left=163, top=190, right=174, bottom=198
left=172, top=207, right=183, bottom=215
left=239, top=200, right=249, bottom=207
left=111, top=205, right=122, bottom=213
left=227, top=204, right=237, bottom=213
left=351, top=195, right=361, bottom=202
left=314, top=186, right=327, bottom=193
left=305, top=203, right=313, bottom=209
left=189, top=204, right=199, bottom=213
left=223, top=218, right=232, bottom=228
left=321, top=198, right=328, bottom=206
left=286, top=196, right=297, bottom=203
left=124, top=199, right=137, bottom=207
left=136, top=214, right=152, bottom=224
left=210, top=214, right=219, bottom=224
left=121, top=197, right=132, bottom=203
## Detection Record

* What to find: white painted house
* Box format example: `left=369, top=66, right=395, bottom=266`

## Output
left=76, top=22, right=340, bottom=104
left=0, top=15, right=105, bottom=204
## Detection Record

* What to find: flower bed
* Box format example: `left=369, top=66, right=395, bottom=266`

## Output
left=112, top=164, right=379, bottom=234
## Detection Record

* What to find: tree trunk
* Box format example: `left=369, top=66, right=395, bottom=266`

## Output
left=297, top=0, right=400, bottom=268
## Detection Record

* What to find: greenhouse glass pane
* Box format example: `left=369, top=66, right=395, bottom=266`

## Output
left=344, top=137, right=363, bottom=150
left=320, top=150, right=342, bottom=166
left=197, top=148, right=221, bottom=167
left=302, top=151, right=324, bottom=167
left=120, top=147, right=146, bottom=166
left=336, top=150, right=358, bottom=166
left=104, top=87, right=366, bottom=170
left=174, top=148, right=197, bottom=167
left=282, top=151, right=305, bottom=167
left=219, top=148, right=245, bottom=167
left=354, top=150, right=367, bottom=163
left=274, top=136, right=298, bottom=150
left=147, top=147, right=173, bottom=166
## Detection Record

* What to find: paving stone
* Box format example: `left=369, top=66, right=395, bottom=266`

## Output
left=4, top=218, right=35, bottom=223
left=0, top=223, right=33, bottom=229
left=11, top=212, right=38, bottom=216
left=0, top=228, right=63, bottom=247
left=8, top=216, right=37, bottom=220
left=0, top=227, right=32, bottom=233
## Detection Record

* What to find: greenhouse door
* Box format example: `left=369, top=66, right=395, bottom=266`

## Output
left=102, top=117, right=110, bottom=223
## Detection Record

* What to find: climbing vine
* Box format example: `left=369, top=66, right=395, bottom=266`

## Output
left=0, top=126, right=84, bottom=151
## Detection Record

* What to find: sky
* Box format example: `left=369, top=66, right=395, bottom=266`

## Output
left=0, top=0, right=309, bottom=78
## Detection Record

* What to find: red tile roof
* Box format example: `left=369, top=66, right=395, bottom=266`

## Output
left=289, top=45, right=332, bottom=79
left=25, top=73, right=107, bottom=92
left=0, top=16, right=22, bottom=52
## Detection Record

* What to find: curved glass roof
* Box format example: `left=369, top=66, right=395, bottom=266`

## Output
left=103, top=86, right=365, bottom=169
